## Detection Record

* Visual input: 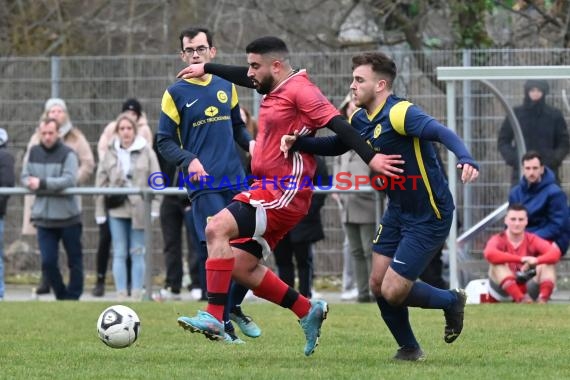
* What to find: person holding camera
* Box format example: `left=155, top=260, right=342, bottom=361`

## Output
left=95, top=112, right=160, bottom=301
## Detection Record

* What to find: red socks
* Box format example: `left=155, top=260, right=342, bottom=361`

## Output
left=500, top=276, right=524, bottom=302
left=253, top=270, right=311, bottom=318
left=539, top=280, right=555, bottom=302
left=205, top=257, right=235, bottom=321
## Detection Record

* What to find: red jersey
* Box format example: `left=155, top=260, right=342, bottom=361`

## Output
left=250, top=70, right=338, bottom=209
left=483, top=231, right=561, bottom=272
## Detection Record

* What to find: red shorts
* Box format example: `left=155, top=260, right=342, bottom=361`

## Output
left=231, top=182, right=311, bottom=252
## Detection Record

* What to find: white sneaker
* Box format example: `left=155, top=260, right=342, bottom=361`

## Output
left=189, top=288, right=202, bottom=301
left=341, top=288, right=358, bottom=301
left=117, top=290, right=128, bottom=302
left=153, top=287, right=182, bottom=302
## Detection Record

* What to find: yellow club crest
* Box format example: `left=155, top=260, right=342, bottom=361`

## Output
left=374, top=123, right=382, bottom=138
left=217, top=90, right=228, bottom=103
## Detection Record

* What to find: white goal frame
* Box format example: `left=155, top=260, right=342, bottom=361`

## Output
left=437, top=66, right=570, bottom=289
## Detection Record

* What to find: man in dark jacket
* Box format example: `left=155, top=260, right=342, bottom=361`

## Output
left=21, top=118, right=83, bottom=300
left=509, top=151, right=570, bottom=256
left=0, top=128, right=15, bottom=300
left=498, top=79, right=570, bottom=184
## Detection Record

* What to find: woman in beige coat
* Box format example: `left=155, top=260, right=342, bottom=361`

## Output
left=92, top=98, right=153, bottom=297
left=95, top=113, right=160, bottom=300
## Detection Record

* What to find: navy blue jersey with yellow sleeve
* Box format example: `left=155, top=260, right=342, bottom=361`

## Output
left=157, top=75, right=246, bottom=196
left=351, top=94, right=454, bottom=219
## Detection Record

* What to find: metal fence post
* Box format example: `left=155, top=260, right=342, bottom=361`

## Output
left=143, top=189, right=154, bottom=301
left=50, top=56, right=60, bottom=98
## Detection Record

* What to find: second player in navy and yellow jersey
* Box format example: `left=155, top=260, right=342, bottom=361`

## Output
left=286, top=51, right=479, bottom=361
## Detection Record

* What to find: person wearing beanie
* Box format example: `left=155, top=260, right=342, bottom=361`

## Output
left=0, top=128, right=15, bottom=300
left=22, top=98, right=95, bottom=296
left=122, top=98, right=143, bottom=119
left=97, top=98, right=152, bottom=161
left=498, top=79, right=570, bottom=184
left=91, top=98, right=152, bottom=297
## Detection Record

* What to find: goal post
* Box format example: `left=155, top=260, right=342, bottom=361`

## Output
left=437, top=66, right=570, bottom=289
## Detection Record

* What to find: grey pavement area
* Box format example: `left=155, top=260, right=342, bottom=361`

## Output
left=1, top=284, right=344, bottom=303
left=2, top=284, right=569, bottom=304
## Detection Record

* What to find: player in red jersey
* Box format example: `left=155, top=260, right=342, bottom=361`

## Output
left=176, top=36, right=402, bottom=356
left=484, top=203, right=561, bottom=303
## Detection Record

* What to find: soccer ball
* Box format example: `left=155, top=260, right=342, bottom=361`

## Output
left=96, top=305, right=141, bottom=349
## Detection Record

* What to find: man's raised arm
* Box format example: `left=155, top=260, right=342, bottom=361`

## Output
left=178, top=63, right=255, bottom=89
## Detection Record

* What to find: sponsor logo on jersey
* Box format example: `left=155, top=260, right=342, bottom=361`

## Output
left=205, top=106, right=218, bottom=117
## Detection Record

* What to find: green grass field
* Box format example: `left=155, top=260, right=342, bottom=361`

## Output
left=1, top=301, right=568, bottom=380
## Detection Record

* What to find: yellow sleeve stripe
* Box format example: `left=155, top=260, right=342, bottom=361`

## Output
left=389, top=101, right=413, bottom=136
left=413, top=137, right=441, bottom=219
left=161, top=90, right=180, bottom=126
left=231, top=84, right=239, bottom=109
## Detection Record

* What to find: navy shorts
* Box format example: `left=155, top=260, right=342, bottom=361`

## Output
left=372, top=206, right=453, bottom=281
left=191, top=189, right=239, bottom=243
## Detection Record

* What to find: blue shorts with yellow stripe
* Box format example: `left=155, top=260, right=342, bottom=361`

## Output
left=372, top=206, right=452, bottom=281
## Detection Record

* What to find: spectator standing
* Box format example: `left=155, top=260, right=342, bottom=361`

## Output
left=95, top=113, right=160, bottom=301
left=484, top=203, right=561, bottom=303
left=498, top=79, right=569, bottom=184
left=509, top=151, right=570, bottom=256
left=92, top=98, right=153, bottom=297
left=23, top=98, right=94, bottom=296
left=0, top=128, right=15, bottom=301
left=236, top=106, right=257, bottom=175
left=335, top=94, right=376, bottom=303
left=152, top=132, right=201, bottom=301
left=274, top=155, right=329, bottom=298
left=335, top=94, right=358, bottom=301
left=22, top=118, right=83, bottom=300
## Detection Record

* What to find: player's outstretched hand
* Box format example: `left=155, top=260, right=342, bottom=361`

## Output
left=280, top=130, right=299, bottom=159
left=457, top=163, right=478, bottom=183
left=177, top=63, right=206, bottom=79
left=368, top=153, right=404, bottom=178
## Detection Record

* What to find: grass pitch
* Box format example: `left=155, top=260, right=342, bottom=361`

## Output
left=1, top=301, right=568, bottom=380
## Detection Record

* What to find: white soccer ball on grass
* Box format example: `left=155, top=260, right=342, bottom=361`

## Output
left=96, top=305, right=141, bottom=348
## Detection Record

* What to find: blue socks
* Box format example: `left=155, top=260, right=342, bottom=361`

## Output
left=403, top=281, right=456, bottom=309
left=376, top=296, right=419, bottom=349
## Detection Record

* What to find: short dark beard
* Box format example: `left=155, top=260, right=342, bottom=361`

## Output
left=255, top=76, right=274, bottom=95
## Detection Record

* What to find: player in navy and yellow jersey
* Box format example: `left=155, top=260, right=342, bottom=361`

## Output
left=157, top=27, right=260, bottom=344
left=284, top=52, right=479, bottom=361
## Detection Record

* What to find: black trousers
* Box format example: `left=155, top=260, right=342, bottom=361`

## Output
left=274, top=234, right=313, bottom=298
left=160, top=195, right=199, bottom=293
